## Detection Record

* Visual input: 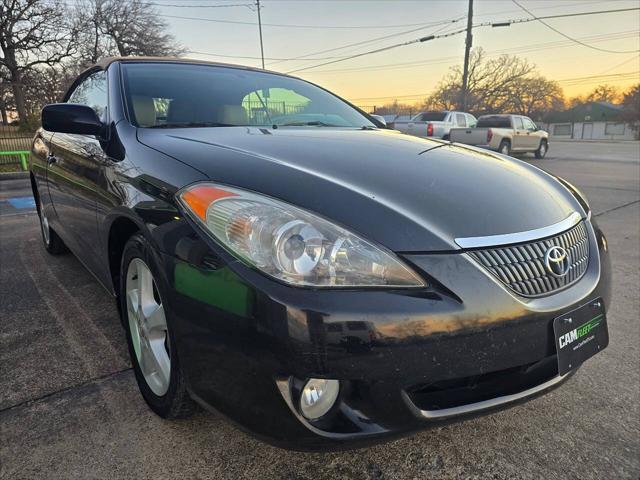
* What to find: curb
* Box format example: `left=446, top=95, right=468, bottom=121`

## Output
left=549, top=139, right=640, bottom=144
left=0, top=171, right=29, bottom=180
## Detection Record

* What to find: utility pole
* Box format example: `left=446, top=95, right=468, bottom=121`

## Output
left=256, top=0, right=265, bottom=69
left=460, top=0, right=474, bottom=111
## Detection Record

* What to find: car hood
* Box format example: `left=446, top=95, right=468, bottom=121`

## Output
left=137, top=127, right=584, bottom=252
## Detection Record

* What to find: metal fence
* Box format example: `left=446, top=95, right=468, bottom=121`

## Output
left=0, top=127, right=34, bottom=171
left=241, top=100, right=307, bottom=124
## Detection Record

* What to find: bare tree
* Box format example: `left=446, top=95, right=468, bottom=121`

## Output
left=585, top=84, right=621, bottom=104
left=568, top=84, right=622, bottom=108
left=509, top=75, right=564, bottom=119
left=0, top=0, right=77, bottom=125
left=425, top=49, right=562, bottom=119
left=0, top=72, right=13, bottom=124
left=73, top=0, right=184, bottom=66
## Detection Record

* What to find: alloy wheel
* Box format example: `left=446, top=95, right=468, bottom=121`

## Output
left=126, top=258, right=171, bottom=396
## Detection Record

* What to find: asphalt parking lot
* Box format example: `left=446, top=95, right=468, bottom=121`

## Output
left=1, top=140, right=638, bottom=480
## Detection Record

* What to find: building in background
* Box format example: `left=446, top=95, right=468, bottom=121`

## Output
left=541, top=102, right=638, bottom=140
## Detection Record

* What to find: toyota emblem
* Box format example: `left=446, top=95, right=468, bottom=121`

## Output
left=544, top=245, right=570, bottom=277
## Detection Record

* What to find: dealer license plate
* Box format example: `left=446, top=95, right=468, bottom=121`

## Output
left=553, top=298, right=609, bottom=376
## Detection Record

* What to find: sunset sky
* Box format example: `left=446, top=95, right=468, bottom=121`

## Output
left=157, top=0, right=640, bottom=106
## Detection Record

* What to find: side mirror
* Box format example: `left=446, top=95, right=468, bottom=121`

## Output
left=370, top=114, right=387, bottom=127
left=42, top=103, right=104, bottom=137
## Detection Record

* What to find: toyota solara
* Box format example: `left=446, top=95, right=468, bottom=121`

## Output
left=30, top=57, right=611, bottom=450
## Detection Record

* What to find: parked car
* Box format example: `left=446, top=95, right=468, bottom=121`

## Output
left=31, top=57, right=610, bottom=451
left=394, top=110, right=476, bottom=139
left=449, top=114, right=549, bottom=158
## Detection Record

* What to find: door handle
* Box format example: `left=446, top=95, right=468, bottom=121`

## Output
left=47, top=153, right=57, bottom=165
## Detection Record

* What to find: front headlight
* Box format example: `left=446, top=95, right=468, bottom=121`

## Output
left=177, top=183, right=424, bottom=288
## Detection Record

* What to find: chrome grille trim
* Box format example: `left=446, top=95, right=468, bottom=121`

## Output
left=455, top=212, right=582, bottom=249
left=403, top=372, right=572, bottom=420
left=468, top=221, right=589, bottom=297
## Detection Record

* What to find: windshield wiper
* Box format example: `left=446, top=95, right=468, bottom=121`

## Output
left=148, top=122, right=236, bottom=129
left=279, top=121, right=341, bottom=127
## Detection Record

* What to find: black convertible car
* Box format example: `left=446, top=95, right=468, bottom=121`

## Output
left=30, top=57, right=611, bottom=450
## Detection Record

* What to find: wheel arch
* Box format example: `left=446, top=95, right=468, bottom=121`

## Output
left=30, top=172, right=41, bottom=215
left=107, top=215, right=141, bottom=295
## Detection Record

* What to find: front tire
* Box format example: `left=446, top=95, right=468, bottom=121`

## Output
left=498, top=140, right=511, bottom=156
left=120, top=233, right=196, bottom=418
left=535, top=139, right=548, bottom=159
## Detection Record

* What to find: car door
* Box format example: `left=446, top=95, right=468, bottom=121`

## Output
left=522, top=117, right=541, bottom=149
left=511, top=116, right=526, bottom=150
left=46, top=70, right=109, bottom=274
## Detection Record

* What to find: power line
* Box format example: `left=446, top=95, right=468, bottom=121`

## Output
left=556, top=71, right=640, bottom=83
left=597, top=56, right=640, bottom=75
left=186, top=50, right=351, bottom=61
left=511, top=1, right=640, bottom=54
left=265, top=15, right=465, bottom=67
left=285, top=24, right=478, bottom=74
left=159, top=12, right=461, bottom=29
left=65, top=0, right=252, bottom=8
left=286, top=22, right=466, bottom=74
left=159, top=5, right=639, bottom=28
left=141, top=2, right=252, bottom=7
left=303, top=31, right=640, bottom=74
left=286, top=36, right=442, bottom=74
left=286, top=7, right=640, bottom=74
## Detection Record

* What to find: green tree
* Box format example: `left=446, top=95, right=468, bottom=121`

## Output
left=620, top=83, right=640, bottom=139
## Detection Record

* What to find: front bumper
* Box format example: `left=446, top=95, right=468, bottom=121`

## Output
left=160, top=218, right=611, bottom=450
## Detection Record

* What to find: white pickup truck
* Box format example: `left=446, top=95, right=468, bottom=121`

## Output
left=394, top=110, right=477, bottom=140
left=449, top=114, right=549, bottom=158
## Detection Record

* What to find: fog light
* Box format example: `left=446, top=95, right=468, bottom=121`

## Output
left=300, top=378, right=340, bottom=420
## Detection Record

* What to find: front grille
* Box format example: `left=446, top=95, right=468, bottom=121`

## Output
left=468, top=221, right=589, bottom=297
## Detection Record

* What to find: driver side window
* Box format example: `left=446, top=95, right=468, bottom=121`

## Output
left=68, top=71, right=108, bottom=121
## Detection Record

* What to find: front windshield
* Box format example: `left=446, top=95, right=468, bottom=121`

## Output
left=121, top=62, right=375, bottom=129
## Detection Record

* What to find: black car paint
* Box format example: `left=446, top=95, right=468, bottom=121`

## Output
left=137, top=127, right=583, bottom=252
left=30, top=59, right=611, bottom=450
